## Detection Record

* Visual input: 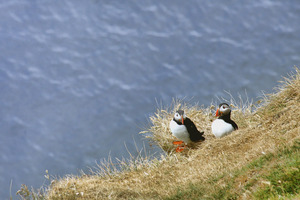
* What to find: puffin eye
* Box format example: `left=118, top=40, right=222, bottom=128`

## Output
left=222, top=106, right=225, bottom=109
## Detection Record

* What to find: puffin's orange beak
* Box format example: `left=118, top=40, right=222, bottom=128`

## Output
left=181, top=116, right=184, bottom=125
left=216, top=109, right=220, bottom=117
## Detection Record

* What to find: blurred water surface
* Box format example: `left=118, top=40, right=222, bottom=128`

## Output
left=0, top=0, right=299, bottom=198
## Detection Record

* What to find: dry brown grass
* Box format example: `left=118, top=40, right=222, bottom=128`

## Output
left=41, top=68, right=300, bottom=200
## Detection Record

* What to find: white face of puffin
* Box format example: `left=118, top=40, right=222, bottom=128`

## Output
left=216, top=103, right=231, bottom=116
left=174, top=110, right=187, bottom=124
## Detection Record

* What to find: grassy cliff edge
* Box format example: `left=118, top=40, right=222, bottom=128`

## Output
left=19, top=68, right=300, bottom=200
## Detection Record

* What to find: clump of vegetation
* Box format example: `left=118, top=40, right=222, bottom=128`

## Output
left=18, top=67, right=300, bottom=200
left=17, top=184, right=46, bottom=200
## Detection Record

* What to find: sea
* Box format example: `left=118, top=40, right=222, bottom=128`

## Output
left=0, top=0, right=299, bottom=198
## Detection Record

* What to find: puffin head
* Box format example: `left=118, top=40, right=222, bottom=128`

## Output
left=215, top=103, right=231, bottom=117
left=174, top=110, right=186, bottom=124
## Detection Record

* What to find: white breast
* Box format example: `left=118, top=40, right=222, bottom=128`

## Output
left=169, top=120, right=191, bottom=144
left=211, top=119, right=235, bottom=138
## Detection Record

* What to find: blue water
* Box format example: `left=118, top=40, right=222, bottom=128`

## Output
left=0, top=0, right=299, bottom=198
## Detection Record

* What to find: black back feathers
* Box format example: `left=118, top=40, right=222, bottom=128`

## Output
left=184, top=117, right=205, bottom=142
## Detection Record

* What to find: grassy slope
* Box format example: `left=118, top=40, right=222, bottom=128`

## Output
left=166, top=140, right=299, bottom=200
left=19, top=68, right=300, bottom=200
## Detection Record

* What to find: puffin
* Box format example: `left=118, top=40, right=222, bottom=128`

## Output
left=211, top=103, right=238, bottom=138
left=169, top=110, right=205, bottom=152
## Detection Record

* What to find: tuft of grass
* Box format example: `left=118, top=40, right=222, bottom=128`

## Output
left=17, top=170, right=52, bottom=200
left=87, top=141, right=160, bottom=178
left=17, top=184, right=46, bottom=200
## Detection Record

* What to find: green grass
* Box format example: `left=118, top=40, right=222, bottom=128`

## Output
left=165, top=140, right=300, bottom=200
left=253, top=141, right=300, bottom=199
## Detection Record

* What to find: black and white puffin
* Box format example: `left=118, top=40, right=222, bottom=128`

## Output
left=211, top=103, right=238, bottom=138
left=169, top=110, right=205, bottom=152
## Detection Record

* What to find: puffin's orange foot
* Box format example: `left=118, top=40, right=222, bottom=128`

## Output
left=173, top=141, right=184, bottom=145
left=176, top=146, right=185, bottom=152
